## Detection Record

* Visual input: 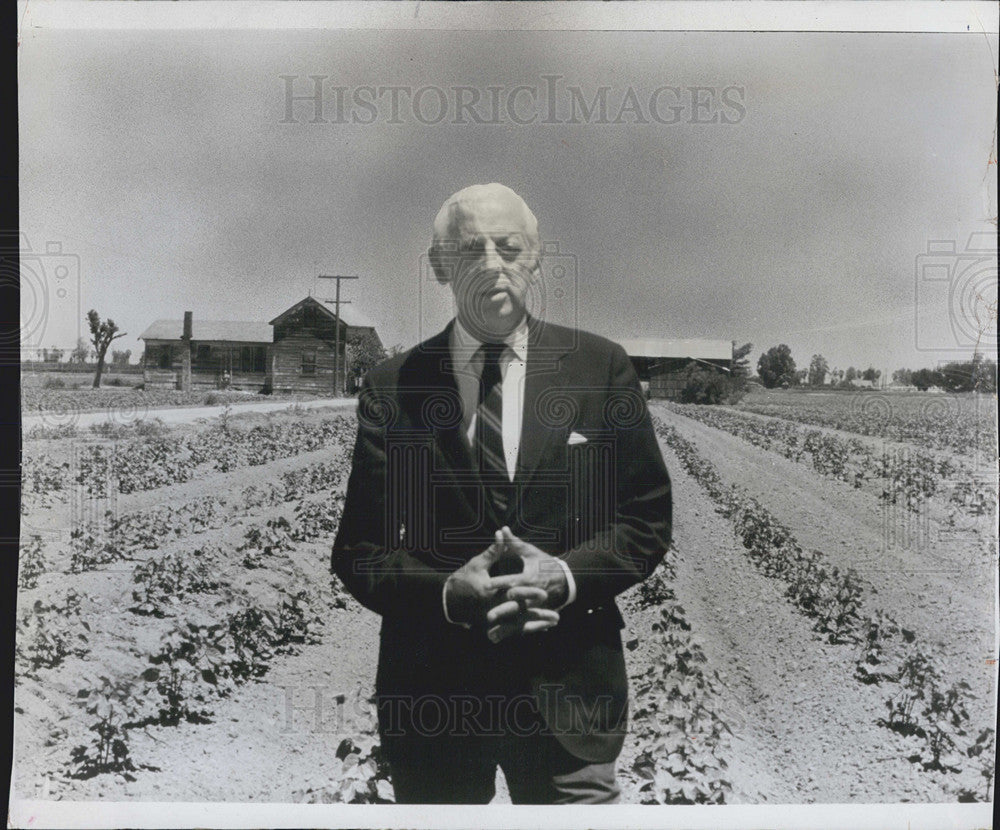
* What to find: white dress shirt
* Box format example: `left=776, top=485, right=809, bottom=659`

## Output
left=442, top=316, right=576, bottom=626
left=449, top=315, right=529, bottom=482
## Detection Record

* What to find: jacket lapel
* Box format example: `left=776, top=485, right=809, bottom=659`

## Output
left=515, top=316, right=574, bottom=492
left=399, top=322, right=482, bottom=524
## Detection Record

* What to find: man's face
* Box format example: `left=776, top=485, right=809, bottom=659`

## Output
left=436, top=189, right=540, bottom=342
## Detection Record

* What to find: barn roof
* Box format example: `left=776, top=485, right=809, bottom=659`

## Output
left=268, top=296, right=376, bottom=330
left=617, top=337, right=733, bottom=361
left=138, top=319, right=273, bottom=343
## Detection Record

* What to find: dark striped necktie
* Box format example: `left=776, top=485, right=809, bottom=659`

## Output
left=475, top=341, right=509, bottom=493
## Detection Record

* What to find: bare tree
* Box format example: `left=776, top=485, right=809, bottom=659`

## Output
left=87, top=309, right=128, bottom=388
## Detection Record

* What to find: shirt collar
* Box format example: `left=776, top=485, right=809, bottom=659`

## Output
left=450, top=315, right=529, bottom=371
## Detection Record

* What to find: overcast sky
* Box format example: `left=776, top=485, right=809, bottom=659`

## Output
left=19, top=23, right=997, bottom=373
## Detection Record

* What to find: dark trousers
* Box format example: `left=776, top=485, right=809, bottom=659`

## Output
left=385, top=699, right=621, bottom=804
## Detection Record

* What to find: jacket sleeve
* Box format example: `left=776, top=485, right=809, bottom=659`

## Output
left=560, top=343, right=672, bottom=608
left=331, top=374, right=450, bottom=620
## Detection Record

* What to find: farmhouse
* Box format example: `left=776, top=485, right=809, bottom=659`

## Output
left=617, top=337, right=734, bottom=400
left=139, top=296, right=381, bottom=395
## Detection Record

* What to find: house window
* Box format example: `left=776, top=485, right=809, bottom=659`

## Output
left=196, top=345, right=211, bottom=365
left=303, top=305, right=317, bottom=327
left=158, top=347, right=172, bottom=369
left=301, top=350, right=316, bottom=375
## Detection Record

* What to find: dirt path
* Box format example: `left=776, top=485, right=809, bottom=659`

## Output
left=651, top=404, right=998, bottom=739
left=22, top=398, right=355, bottom=430
left=643, top=438, right=956, bottom=802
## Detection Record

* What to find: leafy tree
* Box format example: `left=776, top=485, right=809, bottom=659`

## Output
left=844, top=366, right=857, bottom=382
left=71, top=337, right=90, bottom=365
left=970, top=356, right=997, bottom=393
left=730, top=342, right=752, bottom=392
left=87, top=310, right=128, bottom=389
left=346, top=331, right=387, bottom=390
left=911, top=368, right=943, bottom=392
left=732, top=342, right=752, bottom=380
left=862, top=367, right=881, bottom=383
left=939, top=356, right=997, bottom=393
left=892, top=368, right=913, bottom=386
left=111, top=349, right=132, bottom=368
left=756, top=344, right=797, bottom=389
left=808, top=354, right=829, bottom=387
left=680, top=362, right=745, bottom=405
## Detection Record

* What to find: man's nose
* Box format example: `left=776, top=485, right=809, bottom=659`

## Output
left=479, top=240, right=505, bottom=273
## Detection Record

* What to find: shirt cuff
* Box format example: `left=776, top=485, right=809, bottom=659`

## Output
left=554, top=558, right=577, bottom=610
left=442, top=578, right=472, bottom=629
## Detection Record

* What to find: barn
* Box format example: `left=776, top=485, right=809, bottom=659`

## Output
left=617, top=337, right=734, bottom=400
left=139, top=296, right=381, bottom=395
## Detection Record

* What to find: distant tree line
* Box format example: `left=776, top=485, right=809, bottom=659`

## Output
left=891, top=357, right=997, bottom=393
left=751, top=344, right=996, bottom=394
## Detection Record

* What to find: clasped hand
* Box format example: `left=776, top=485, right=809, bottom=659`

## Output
left=444, top=527, right=569, bottom=643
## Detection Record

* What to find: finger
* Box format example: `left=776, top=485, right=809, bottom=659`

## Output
left=487, top=624, right=516, bottom=644
left=485, top=597, right=553, bottom=625
left=520, top=618, right=560, bottom=634
left=478, top=530, right=507, bottom=565
left=524, top=607, right=560, bottom=624
left=485, top=599, right=523, bottom=626
left=500, top=526, right=524, bottom=552
left=503, top=586, right=549, bottom=606
left=485, top=573, right=530, bottom=592
left=487, top=613, right=560, bottom=643
left=486, top=599, right=558, bottom=627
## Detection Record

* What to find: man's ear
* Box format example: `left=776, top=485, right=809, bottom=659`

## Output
left=527, top=250, right=543, bottom=283
left=428, top=245, right=450, bottom=285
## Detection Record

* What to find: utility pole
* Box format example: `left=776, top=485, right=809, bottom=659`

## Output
left=317, top=275, right=358, bottom=396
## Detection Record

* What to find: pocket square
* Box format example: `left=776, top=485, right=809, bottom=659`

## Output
left=567, top=431, right=588, bottom=445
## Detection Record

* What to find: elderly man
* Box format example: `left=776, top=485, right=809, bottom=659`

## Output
left=332, top=183, right=671, bottom=804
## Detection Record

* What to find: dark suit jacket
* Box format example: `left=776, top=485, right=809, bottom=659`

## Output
left=331, top=316, right=671, bottom=764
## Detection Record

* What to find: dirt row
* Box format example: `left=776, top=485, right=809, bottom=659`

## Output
left=637, top=432, right=963, bottom=802
left=651, top=405, right=998, bottom=754
left=15, top=405, right=996, bottom=804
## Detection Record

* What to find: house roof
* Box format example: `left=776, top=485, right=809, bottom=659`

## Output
left=140, top=297, right=379, bottom=344
left=268, top=295, right=376, bottom=329
left=319, top=300, right=376, bottom=329
left=138, top=319, right=273, bottom=343
left=616, top=337, right=733, bottom=362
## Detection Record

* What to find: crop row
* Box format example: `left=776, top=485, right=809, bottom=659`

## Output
left=653, top=416, right=994, bottom=799
left=667, top=403, right=993, bottom=517
left=736, top=395, right=996, bottom=459
left=628, top=554, right=734, bottom=804
left=19, top=492, right=355, bottom=787
left=22, top=413, right=356, bottom=499
left=22, top=387, right=286, bottom=417
left=61, top=459, right=351, bottom=573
